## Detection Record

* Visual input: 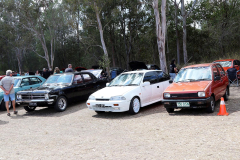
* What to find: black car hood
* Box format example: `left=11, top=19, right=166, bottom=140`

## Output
left=129, top=61, right=148, bottom=71
left=17, top=84, right=66, bottom=94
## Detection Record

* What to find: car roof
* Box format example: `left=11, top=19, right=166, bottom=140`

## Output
left=121, top=70, right=163, bottom=74
left=183, top=63, right=213, bottom=69
left=213, top=59, right=235, bottom=62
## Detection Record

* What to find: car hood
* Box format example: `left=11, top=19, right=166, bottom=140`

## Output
left=165, top=81, right=211, bottom=92
left=17, top=84, right=67, bottom=94
left=92, top=86, right=137, bottom=98
left=129, top=61, right=148, bottom=71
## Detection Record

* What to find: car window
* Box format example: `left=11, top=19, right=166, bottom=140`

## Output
left=213, top=61, right=231, bottom=67
left=82, top=74, right=92, bottom=83
left=108, top=73, right=143, bottom=86
left=143, top=71, right=158, bottom=84
left=21, top=78, right=30, bottom=86
left=30, top=77, right=42, bottom=85
left=216, top=64, right=225, bottom=76
left=156, top=71, right=170, bottom=82
left=212, top=65, right=220, bottom=77
left=13, top=79, right=21, bottom=87
left=73, top=74, right=83, bottom=84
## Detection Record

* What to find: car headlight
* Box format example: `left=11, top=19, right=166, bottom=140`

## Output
left=45, top=94, right=49, bottom=100
left=88, top=95, right=95, bottom=100
left=198, top=92, right=205, bottom=97
left=109, top=96, right=126, bottom=101
left=164, top=93, right=171, bottom=98
left=17, top=94, right=22, bottom=100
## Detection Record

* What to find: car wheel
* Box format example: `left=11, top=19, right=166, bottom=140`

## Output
left=129, top=97, right=141, bottom=115
left=0, top=101, right=12, bottom=111
left=166, top=108, right=174, bottom=113
left=24, top=106, right=36, bottom=112
left=54, top=96, right=67, bottom=112
left=206, top=96, right=215, bottom=113
left=223, top=87, right=229, bottom=101
left=95, top=111, right=105, bottom=114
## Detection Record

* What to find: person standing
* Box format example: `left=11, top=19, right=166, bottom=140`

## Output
left=0, top=70, right=17, bottom=116
left=65, top=64, right=74, bottom=72
left=42, top=68, right=50, bottom=79
left=54, top=67, right=60, bottom=74
left=35, top=70, right=40, bottom=76
left=169, top=59, right=178, bottom=80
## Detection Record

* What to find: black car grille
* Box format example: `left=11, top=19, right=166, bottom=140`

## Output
left=22, top=94, right=45, bottom=100
left=96, top=99, right=109, bottom=101
left=170, top=93, right=198, bottom=98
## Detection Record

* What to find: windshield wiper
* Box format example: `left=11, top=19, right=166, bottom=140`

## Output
left=127, top=84, right=138, bottom=86
left=198, top=78, right=211, bottom=81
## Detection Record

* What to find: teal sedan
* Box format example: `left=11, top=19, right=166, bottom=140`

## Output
left=0, top=76, right=46, bottom=110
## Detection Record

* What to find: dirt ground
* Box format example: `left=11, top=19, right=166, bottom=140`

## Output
left=0, top=87, right=240, bottom=160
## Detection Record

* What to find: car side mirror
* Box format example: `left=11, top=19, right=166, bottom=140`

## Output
left=214, top=76, right=221, bottom=81
left=169, top=80, right=173, bottom=83
left=106, top=83, right=109, bottom=87
left=141, top=81, right=150, bottom=87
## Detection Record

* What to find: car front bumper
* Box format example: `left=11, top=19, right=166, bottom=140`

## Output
left=16, top=99, right=55, bottom=106
left=86, top=100, right=131, bottom=112
left=163, top=97, right=211, bottom=109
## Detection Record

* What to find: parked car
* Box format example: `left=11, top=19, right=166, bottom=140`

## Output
left=16, top=70, right=107, bottom=112
left=86, top=70, right=171, bottom=114
left=0, top=76, right=46, bottom=111
left=0, top=75, right=5, bottom=81
left=213, top=59, right=240, bottom=73
left=163, top=63, right=229, bottom=113
left=129, top=61, right=148, bottom=71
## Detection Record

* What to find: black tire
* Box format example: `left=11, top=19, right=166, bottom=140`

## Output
left=129, top=97, right=141, bottom=115
left=223, top=87, right=229, bottom=101
left=54, top=96, right=67, bottom=112
left=0, top=101, right=12, bottom=111
left=166, top=108, right=174, bottom=113
left=95, top=111, right=105, bottom=114
left=24, top=106, right=36, bottom=112
left=206, top=96, right=215, bottom=113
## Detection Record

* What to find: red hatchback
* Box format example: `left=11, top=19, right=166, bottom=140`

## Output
left=213, top=59, right=240, bottom=72
left=163, top=63, right=229, bottom=113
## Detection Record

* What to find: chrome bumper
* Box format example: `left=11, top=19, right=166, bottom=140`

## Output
left=16, top=99, right=54, bottom=103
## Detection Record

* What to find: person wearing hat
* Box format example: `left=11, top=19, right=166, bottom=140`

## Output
left=0, top=70, right=17, bottom=116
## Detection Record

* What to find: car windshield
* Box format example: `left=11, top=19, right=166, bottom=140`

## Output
left=213, top=61, right=232, bottom=67
left=43, top=74, right=73, bottom=85
left=174, top=67, right=212, bottom=82
left=13, top=79, right=21, bottom=87
left=108, top=73, right=143, bottom=86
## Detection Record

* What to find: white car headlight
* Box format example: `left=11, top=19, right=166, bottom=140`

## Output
left=17, top=94, right=22, bottom=100
left=88, top=95, right=95, bottom=100
left=164, top=93, right=171, bottom=98
left=45, top=94, right=49, bottom=100
left=198, top=92, right=205, bottom=97
left=109, top=96, right=126, bottom=101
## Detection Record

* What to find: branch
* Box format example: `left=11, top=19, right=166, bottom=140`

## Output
left=139, top=0, right=152, bottom=7
left=103, top=20, right=112, bottom=31
left=186, top=0, right=198, bottom=17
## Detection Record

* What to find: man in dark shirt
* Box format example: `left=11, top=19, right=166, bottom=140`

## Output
left=169, top=59, right=178, bottom=80
left=65, top=64, right=74, bottom=72
left=42, top=68, right=50, bottom=79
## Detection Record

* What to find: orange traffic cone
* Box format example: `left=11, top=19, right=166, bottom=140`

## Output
left=217, top=97, right=229, bottom=116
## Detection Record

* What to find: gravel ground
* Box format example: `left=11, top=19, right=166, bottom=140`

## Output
left=0, top=87, right=240, bottom=160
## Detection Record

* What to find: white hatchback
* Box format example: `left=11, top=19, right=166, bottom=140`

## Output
left=86, top=70, right=171, bottom=114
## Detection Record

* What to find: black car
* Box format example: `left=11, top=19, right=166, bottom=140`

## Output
left=16, top=70, right=107, bottom=112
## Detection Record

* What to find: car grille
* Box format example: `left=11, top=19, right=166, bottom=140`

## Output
left=96, top=99, right=109, bottom=101
left=170, top=93, right=198, bottom=98
left=22, top=94, right=45, bottom=100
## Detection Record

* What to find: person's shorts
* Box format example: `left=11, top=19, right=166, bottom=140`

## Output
left=4, top=93, right=15, bottom=102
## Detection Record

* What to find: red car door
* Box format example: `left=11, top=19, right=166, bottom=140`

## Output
left=211, top=65, right=222, bottom=101
left=216, top=64, right=227, bottom=96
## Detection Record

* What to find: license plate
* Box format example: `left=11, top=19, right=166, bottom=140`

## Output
left=29, top=102, right=37, bottom=106
left=177, top=102, right=190, bottom=107
left=96, top=104, right=105, bottom=108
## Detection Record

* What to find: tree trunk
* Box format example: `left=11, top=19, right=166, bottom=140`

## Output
left=152, top=0, right=167, bottom=73
left=175, top=0, right=180, bottom=64
left=183, top=16, right=188, bottom=64
left=94, top=2, right=110, bottom=76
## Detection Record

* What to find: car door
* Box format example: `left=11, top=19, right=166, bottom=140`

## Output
left=211, top=65, right=222, bottom=100
left=216, top=64, right=228, bottom=96
left=71, top=73, right=86, bottom=99
left=156, top=71, right=171, bottom=100
left=141, top=72, right=153, bottom=104
left=82, top=73, right=96, bottom=97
